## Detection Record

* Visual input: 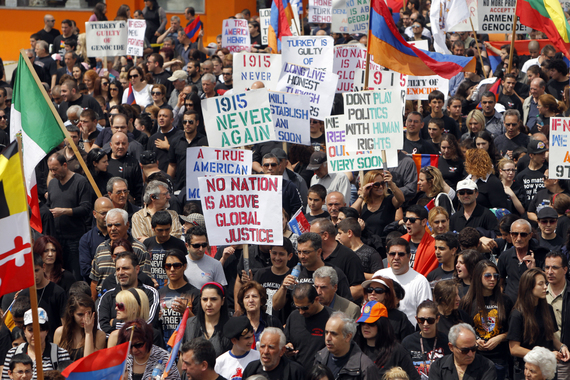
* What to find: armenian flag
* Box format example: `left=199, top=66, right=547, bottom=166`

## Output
left=368, top=0, right=476, bottom=79
left=412, top=154, right=439, bottom=177
left=516, top=0, right=570, bottom=60
left=185, top=16, right=203, bottom=43
left=268, top=0, right=294, bottom=53
left=163, top=308, right=190, bottom=379
left=62, top=341, right=129, bottom=380
left=126, top=82, right=136, bottom=105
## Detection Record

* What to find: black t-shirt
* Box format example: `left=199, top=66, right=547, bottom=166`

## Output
left=323, top=244, right=365, bottom=287
left=58, top=94, right=104, bottom=122
left=305, top=210, right=330, bottom=223
left=143, top=236, right=187, bottom=288
left=438, top=157, right=465, bottom=189
left=361, top=194, right=396, bottom=238
left=514, top=166, right=546, bottom=206
left=494, top=133, right=530, bottom=157
left=421, top=114, right=461, bottom=139
left=36, top=55, right=57, bottom=77
left=36, top=28, right=60, bottom=44
left=426, top=266, right=454, bottom=284
left=538, top=234, right=564, bottom=251
left=404, top=137, right=439, bottom=155
left=355, top=244, right=383, bottom=274
left=152, top=70, right=174, bottom=99
left=437, top=309, right=473, bottom=338
left=147, top=128, right=185, bottom=172
left=157, top=283, right=200, bottom=345
left=498, top=92, right=523, bottom=115
left=311, top=134, right=326, bottom=152
left=253, top=266, right=293, bottom=323
left=547, top=78, right=569, bottom=100
left=284, top=306, right=333, bottom=368
left=401, top=331, right=450, bottom=378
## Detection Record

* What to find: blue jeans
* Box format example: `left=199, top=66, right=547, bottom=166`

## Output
left=495, top=363, right=506, bottom=380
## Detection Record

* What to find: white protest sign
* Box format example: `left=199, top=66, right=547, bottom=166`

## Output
left=309, top=0, right=332, bottom=23
left=343, top=90, right=404, bottom=154
left=126, top=19, right=146, bottom=57
left=477, top=0, right=529, bottom=33
left=331, top=0, right=349, bottom=32
left=325, top=115, right=398, bottom=173
left=233, top=52, right=282, bottom=92
left=186, top=147, right=253, bottom=200
left=85, top=21, right=128, bottom=57
left=406, top=76, right=449, bottom=100
left=202, top=88, right=275, bottom=148
left=345, top=0, right=369, bottom=33
left=333, top=44, right=367, bottom=93
left=449, top=0, right=479, bottom=32
left=269, top=91, right=311, bottom=145
left=281, top=36, right=334, bottom=72
left=353, top=68, right=407, bottom=115
left=550, top=118, right=570, bottom=179
left=199, top=175, right=283, bottom=245
left=222, top=19, right=251, bottom=52
left=260, top=9, right=271, bottom=45
left=277, top=62, right=339, bottom=121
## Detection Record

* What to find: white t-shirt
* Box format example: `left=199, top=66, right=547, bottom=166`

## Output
left=215, top=349, right=260, bottom=380
left=184, top=254, right=228, bottom=289
left=373, top=268, right=432, bottom=327
left=122, top=83, right=153, bottom=108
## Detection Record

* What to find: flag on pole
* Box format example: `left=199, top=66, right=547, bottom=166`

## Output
left=0, top=142, right=35, bottom=298
left=163, top=308, right=190, bottom=379
left=288, top=209, right=310, bottom=235
left=126, top=82, right=136, bottom=105
left=268, top=0, right=294, bottom=53
left=62, top=342, right=130, bottom=380
left=430, top=0, right=470, bottom=54
left=185, top=16, right=203, bottom=43
left=411, top=154, right=440, bottom=177
left=369, top=0, right=476, bottom=79
left=516, top=0, right=570, bottom=60
left=10, top=52, right=66, bottom=233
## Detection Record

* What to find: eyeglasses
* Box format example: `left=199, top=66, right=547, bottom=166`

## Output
left=191, top=243, right=208, bottom=248
left=183, top=120, right=195, bottom=124
left=539, top=219, right=557, bottom=225
left=128, top=74, right=139, bottom=79
left=165, top=262, right=184, bottom=270
left=510, top=232, right=530, bottom=237
left=263, top=162, right=278, bottom=167
left=297, top=249, right=314, bottom=256
left=116, top=302, right=125, bottom=311
left=310, top=120, right=321, bottom=124
left=455, top=345, right=477, bottom=354
left=101, top=82, right=109, bottom=86
left=186, top=103, right=194, bottom=107
left=483, top=273, right=500, bottom=280
left=416, top=317, right=436, bottom=325
left=365, top=287, right=386, bottom=294
left=131, top=342, right=145, bottom=349
left=403, top=217, right=419, bottom=223
left=372, top=182, right=384, bottom=188
left=458, top=190, right=475, bottom=195
left=388, top=251, right=407, bottom=257
left=152, top=91, right=163, bottom=95
left=223, top=72, right=232, bottom=75
left=505, top=123, right=518, bottom=127
left=114, top=190, right=129, bottom=195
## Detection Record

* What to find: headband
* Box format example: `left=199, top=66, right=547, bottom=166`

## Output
left=128, top=288, right=142, bottom=307
left=201, top=282, right=225, bottom=296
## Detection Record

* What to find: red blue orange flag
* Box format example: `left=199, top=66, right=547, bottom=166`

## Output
left=163, top=308, right=190, bottom=379
left=268, top=0, right=294, bottom=53
left=412, top=155, right=439, bottom=177
left=368, top=0, right=475, bottom=79
left=62, top=342, right=129, bottom=380
left=185, top=16, right=203, bottom=43
left=126, top=82, right=136, bottom=105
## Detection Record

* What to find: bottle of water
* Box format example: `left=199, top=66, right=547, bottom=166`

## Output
left=152, top=360, right=164, bottom=380
left=287, top=263, right=302, bottom=290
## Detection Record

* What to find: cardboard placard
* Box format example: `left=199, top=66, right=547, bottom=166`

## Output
left=259, top=8, right=271, bottom=45
left=126, top=19, right=146, bottom=57
left=333, top=44, right=368, bottom=93
left=406, top=76, right=449, bottom=100
left=309, top=0, right=333, bottom=23
left=233, top=52, right=282, bottom=92
left=281, top=36, right=334, bottom=72
left=550, top=117, right=570, bottom=179
left=269, top=91, right=312, bottom=145
left=477, top=0, right=529, bottom=33
left=85, top=21, right=128, bottom=57
left=222, top=19, right=251, bottom=52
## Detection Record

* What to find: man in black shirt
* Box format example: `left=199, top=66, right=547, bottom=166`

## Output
left=58, top=79, right=104, bottom=124
left=147, top=53, right=174, bottom=99
left=422, top=90, right=460, bottom=139
left=515, top=139, right=547, bottom=207
left=404, top=112, right=438, bottom=154
left=214, top=66, right=233, bottom=94
left=547, top=59, right=569, bottom=101
left=52, top=19, right=77, bottom=55
left=35, top=40, right=57, bottom=88
left=147, top=109, right=184, bottom=173
left=494, top=110, right=530, bottom=158
left=498, top=73, right=523, bottom=115
left=36, top=14, right=60, bottom=45
left=450, top=179, right=498, bottom=236
left=427, top=233, right=459, bottom=284
left=108, top=133, right=144, bottom=205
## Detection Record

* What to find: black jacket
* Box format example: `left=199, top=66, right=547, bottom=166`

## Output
left=243, top=356, right=305, bottom=380
left=314, top=343, right=380, bottom=380
left=428, top=353, right=496, bottom=380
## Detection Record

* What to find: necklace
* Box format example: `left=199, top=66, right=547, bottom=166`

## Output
left=134, top=355, right=149, bottom=366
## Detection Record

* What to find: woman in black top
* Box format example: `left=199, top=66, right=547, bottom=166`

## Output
left=455, top=249, right=484, bottom=297
left=433, top=280, right=472, bottom=337
left=236, top=281, right=282, bottom=344
left=464, top=148, right=509, bottom=209
left=34, top=236, right=75, bottom=293
left=86, top=148, right=113, bottom=199
left=438, top=134, right=465, bottom=190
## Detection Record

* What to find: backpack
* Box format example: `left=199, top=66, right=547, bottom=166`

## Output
left=15, top=342, right=59, bottom=370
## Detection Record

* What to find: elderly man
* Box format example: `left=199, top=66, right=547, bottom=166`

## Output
left=201, top=73, right=218, bottom=98
left=167, top=70, right=188, bottom=109
left=107, top=132, right=144, bottom=205
left=242, top=328, right=304, bottom=380
left=89, top=208, right=152, bottom=297
left=106, top=177, right=140, bottom=221
left=308, top=151, right=352, bottom=204
left=523, top=78, right=546, bottom=129
left=79, top=197, right=114, bottom=282
left=524, top=347, right=557, bottom=380
left=325, top=191, right=346, bottom=225
left=131, top=180, right=183, bottom=242
left=313, top=267, right=360, bottom=320
left=98, top=113, right=144, bottom=160
left=34, top=40, right=57, bottom=88
left=494, top=110, right=530, bottom=158
left=429, top=324, right=496, bottom=380
left=147, top=108, right=183, bottom=173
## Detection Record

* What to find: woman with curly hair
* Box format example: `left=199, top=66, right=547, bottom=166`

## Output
left=33, top=236, right=75, bottom=293
left=83, top=69, right=101, bottom=97
left=438, top=134, right=465, bottom=189
left=54, top=293, right=106, bottom=360
left=418, top=166, right=455, bottom=216
left=236, top=281, right=282, bottom=343
left=464, top=148, right=509, bottom=209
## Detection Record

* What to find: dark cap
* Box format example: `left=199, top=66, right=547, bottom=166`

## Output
left=223, top=315, right=253, bottom=340
left=537, top=206, right=558, bottom=220
left=528, top=140, right=548, bottom=154
left=271, top=148, right=288, bottom=160
left=139, top=150, right=157, bottom=165
left=306, top=151, right=327, bottom=170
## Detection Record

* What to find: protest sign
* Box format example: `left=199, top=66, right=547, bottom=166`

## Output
left=222, top=19, right=251, bottom=52
left=449, top=0, right=479, bottom=32
left=277, top=62, right=339, bottom=120
left=233, top=52, right=282, bottom=92
left=343, top=90, right=404, bottom=155
left=126, top=19, right=146, bottom=57
left=477, top=0, right=529, bottom=33
left=353, top=67, right=407, bottom=115
left=199, top=175, right=283, bottom=245
left=186, top=147, right=253, bottom=200
left=281, top=36, right=334, bottom=72
left=85, top=21, right=128, bottom=57
left=324, top=115, right=398, bottom=173
left=269, top=91, right=311, bottom=145
left=259, top=9, right=271, bottom=45
left=550, top=117, right=570, bottom=179
left=309, top=0, right=333, bottom=23
left=331, top=0, right=349, bottom=32
left=202, top=88, right=275, bottom=148
left=345, top=0, right=370, bottom=33
left=406, top=76, right=449, bottom=100
left=333, top=44, right=367, bottom=93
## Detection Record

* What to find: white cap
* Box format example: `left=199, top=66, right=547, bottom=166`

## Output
left=24, top=308, right=48, bottom=326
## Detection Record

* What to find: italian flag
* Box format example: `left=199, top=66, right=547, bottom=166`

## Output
left=516, top=0, right=570, bottom=59
left=10, top=52, right=65, bottom=232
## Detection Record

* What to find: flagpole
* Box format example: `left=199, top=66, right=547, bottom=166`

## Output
left=507, top=14, right=518, bottom=73
left=469, top=19, right=486, bottom=78
left=18, top=49, right=103, bottom=199
left=16, top=136, right=44, bottom=380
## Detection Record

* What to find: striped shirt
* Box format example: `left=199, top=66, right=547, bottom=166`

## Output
left=1, top=343, right=70, bottom=380
left=125, top=345, right=180, bottom=380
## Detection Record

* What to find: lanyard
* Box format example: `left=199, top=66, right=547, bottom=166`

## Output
left=420, top=335, right=437, bottom=375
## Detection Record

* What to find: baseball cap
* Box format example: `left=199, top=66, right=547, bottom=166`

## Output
left=456, top=179, right=478, bottom=192
left=180, top=213, right=205, bottom=227
left=356, top=301, right=388, bottom=323
left=527, top=140, right=548, bottom=154
left=139, top=150, right=157, bottom=165
left=537, top=206, right=558, bottom=220
left=168, top=70, right=188, bottom=82
left=306, top=151, right=327, bottom=170
left=24, top=308, right=48, bottom=326
left=223, top=315, right=253, bottom=340
left=362, top=275, right=390, bottom=289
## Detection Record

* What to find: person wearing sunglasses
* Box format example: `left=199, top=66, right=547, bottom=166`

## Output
left=122, top=67, right=152, bottom=107
left=402, top=300, right=450, bottom=379
left=430, top=323, right=496, bottom=380
left=535, top=206, right=564, bottom=251
left=460, top=260, right=512, bottom=380
left=508, top=268, right=570, bottom=379
left=355, top=301, right=419, bottom=380
left=0, top=109, right=8, bottom=147
left=398, top=204, right=438, bottom=277
left=183, top=226, right=227, bottom=290
left=106, top=287, right=152, bottom=348
left=150, top=84, right=171, bottom=111
left=450, top=179, right=499, bottom=235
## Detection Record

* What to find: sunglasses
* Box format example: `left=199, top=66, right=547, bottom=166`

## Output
left=0, top=115, right=6, bottom=120
left=510, top=232, right=530, bottom=238
left=455, top=345, right=477, bottom=354
left=403, top=217, right=419, bottom=223
left=131, top=342, right=145, bottom=349
left=129, top=74, right=139, bottom=79
left=116, top=302, right=125, bottom=311
left=372, top=182, right=384, bottom=188
left=183, top=120, right=195, bottom=125
left=152, top=91, right=163, bottom=95
left=483, top=273, right=500, bottom=280
left=165, top=262, right=184, bottom=270
left=294, top=304, right=312, bottom=311
left=110, top=87, right=119, bottom=91
left=263, top=163, right=278, bottom=167
left=388, top=251, right=407, bottom=257
left=539, top=219, right=557, bottom=225
left=101, top=82, right=109, bottom=86
left=186, top=103, right=194, bottom=106
left=458, top=190, right=475, bottom=195
left=191, top=243, right=208, bottom=248
left=416, top=317, right=436, bottom=325
left=365, top=287, right=386, bottom=294
left=505, top=123, right=518, bottom=127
